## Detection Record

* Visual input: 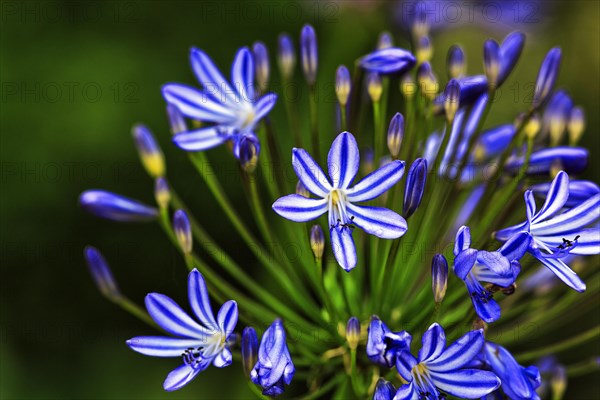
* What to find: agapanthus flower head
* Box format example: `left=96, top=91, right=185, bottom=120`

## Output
left=126, top=269, right=238, bottom=391
left=250, top=319, right=295, bottom=396
left=84, top=246, right=120, bottom=300
left=272, top=131, right=407, bottom=271
left=132, top=124, right=165, bottom=178
left=446, top=44, right=466, bottom=79
left=163, top=46, right=277, bottom=162
left=79, top=190, right=158, bottom=222
left=300, top=24, right=318, bottom=85
left=359, top=47, right=416, bottom=75
left=394, top=323, right=500, bottom=399
left=495, top=171, right=599, bottom=292
left=366, top=316, right=411, bottom=368
left=533, top=47, right=561, bottom=108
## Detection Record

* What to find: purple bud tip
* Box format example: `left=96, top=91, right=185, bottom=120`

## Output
left=403, top=158, right=428, bottom=218
left=79, top=190, right=158, bottom=222
left=84, top=246, right=120, bottom=299
left=300, top=24, right=318, bottom=85
left=173, top=209, right=192, bottom=254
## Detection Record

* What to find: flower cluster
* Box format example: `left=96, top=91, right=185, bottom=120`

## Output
left=79, top=7, right=599, bottom=399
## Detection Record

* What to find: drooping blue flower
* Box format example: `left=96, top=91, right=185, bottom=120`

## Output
left=272, top=131, right=407, bottom=271
left=495, top=171, right=599, bottom=292
left=163, top=47, right=277, bottom=160
left=477, top=341, right=541, bottom=400
left=359, top=47, right=416, bottom=75
left=126, top=269, right=238, bottom=391
left=504, top=146, right=588, bottom=176
left=531, top=179, right=599, bottom=207
left=79, top=190, right=158, bottom=222
left=394, top=323, right=500, bottom=399
left=250, top=319, right=295, bottom=396
left=453, top=226, right=530, bottom=323
left=366, top=316, right=412, bottom=368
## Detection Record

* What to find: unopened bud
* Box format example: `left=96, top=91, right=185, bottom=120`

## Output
left=416, top=35, right=433, bottom=64
left=154, top=177, right=171, bottom=209
left=403, top=158, right=427, bottom=218
left=551, top=365, right=567, bottom=400
left=447, top=45, right=465, bottom=79
left=377, top=31, right=393, bottom=50
left=533, top=47, right=561, bottom=108
left=417, top=62, right=437, bottom=100
left=253, top=41, right=269, bottom=92
left=568, top=106, right=585, bottom=145
left=387, top=113, right=404, bottom=158
left=431, top=254, right=448, bottom=304
left=241, top=327, right=258, bottom=377
left=367, top=72, right=382, bottom=102
left=335, top=65, right=351, bottom=107
left=443, top=79, right=460, bottom=121
left=278, top=33, right=296, bottom=80
left=524, top=114, right=541, bottom=139
left=310, top=225, right=325, bottom=261
left=238, top=135, right=260, bottom=173
left=400, top=74, right=417, bottom=99
left=346, top=317, right=361, bottom=350
left=132, top=124, right=165, bottom=178
left=173, top=210, right=192, bottom=254
left=84, top=246, right=121, bottom=300
left=483, top=39, right=501, bottom=89
left=300, top=24, right=318, bottom=86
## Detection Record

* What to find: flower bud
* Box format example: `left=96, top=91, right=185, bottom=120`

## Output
left=296, top=180, right=309, bottom=197
left=166, top=103, right=187, bottom=135
left=524, top=113, right=541, bottom=140
left=431, top=254, right=448, bottom=304
left=84, top=246, right=121, bottom=300
left=387, top=113, right=404, bottom=158
left=132, top=124, right=165, bottom=178
left=443, top=79, right=461, bottom=121
left=300, top=24, right=318, bottom=86
left=417, top=62, right=437, bottom=100
left=568, top=106, right=585, bottom=145
left=346, top=317, right=360, bottom=350
left=483, top=39, right=501, bottom=89
left=335, top=65, right=351, bottom=107
left=403, top=158, right=427, bottom=218
left=411, top=4, right=429, bottom=38
left=79, top=190, right=158, bottom=222
left=154, top=177, right=171, bottom=209
left=367, top=72, right=382, bottom=102
left=551, top=365, right=567, bottom=400
left=377, top=31, right=393, bottom=50
left=360, top=48, right=416, bottom=75
left=416, top=35, right=433, bottom=64
left=447, top=45, right=465, bottom=79
left=400, top=73, right=417, bottom=99
left=362, top=148, right=375, bottom=175
left=533, top=47, right=561, bottom=108
left=253, top=41, right=269, bottom=91
left=173, top=209, right=192, bottom=254
left=241, top=327, right=258, bottom=377
left=238, top=135, right=260, bottom=173
left=278, top=33, right=296, bottom=79
left=310, top=225, right=325, bottom=261
left=374, top=378, right=396, bottom=400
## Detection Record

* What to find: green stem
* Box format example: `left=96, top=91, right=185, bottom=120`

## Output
left=517, top=326, right=600, bottom=362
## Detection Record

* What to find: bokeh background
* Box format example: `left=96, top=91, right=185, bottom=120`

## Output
left=1, top=0, right=599, bottom=398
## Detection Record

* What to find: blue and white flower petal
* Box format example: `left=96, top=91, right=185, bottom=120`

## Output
left=346, top=204, right=407, bottom=239
left=531, top=180, right=600, bottom=207
left=272, top=195, right=328, bottom=222
left=79, top=190, right=158, bottom=222
left=173, top=127, right=229, bottom=152
left=346, top=160, right=405, bottom=202
left=328, top=131, right=360, bottom=189
left=360, top=47, right=416, bottom=75
left=330, top=226, right=357, bottom=271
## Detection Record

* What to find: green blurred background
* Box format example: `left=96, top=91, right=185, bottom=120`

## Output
left=1, top=0, right=599, bottom=398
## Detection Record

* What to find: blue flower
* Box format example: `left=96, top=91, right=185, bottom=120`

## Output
left=505, top=146, right=588, bottom=176
left=272, top=131, right=407, bottom=271
left=531, top=179, right=599, bottom=207
left=163, top=47, right=277, bottom=160
left=359, top=47, right=416, bottom=75
left=366, top=316, right=411, bottom=368
left=79, top=190, right=158, bottom=222
left=495, top=171, right=599, bottom=292
left=126, top=269, right=238, bottom=391
left=373, top=378, right=396, bottom=400
left=453, top=226, right=530, bottom=323
left=394, top=323, right=500, bottom=399
left=250, top=319, right=295, bottom=396
left=477, top=341, right=541, bottom=400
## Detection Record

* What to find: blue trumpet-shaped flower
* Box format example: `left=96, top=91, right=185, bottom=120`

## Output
left=272, top=131, right=407, bottom=271
left=394, top=323, right=500, bottom=399
left=126, top=269, right=238, bottom=391
left=163, top=47, right=277, bottom=160
left=495, top=171, right=599, bottom=292
left=366, top=316, right=412, bottom=368
left=453, top=226, right=530, bottom=323
left=79, top=190, right=158, bottom=222
left=359, top=47, right=416, bottom=75
left=250, top=319, right=295, bottom=396
left=475, top=341, right=541, bottom=400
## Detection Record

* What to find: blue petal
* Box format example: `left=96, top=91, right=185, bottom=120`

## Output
left=525, top=191, right=537, bottom=222
left=173, top=127, right=228, bottom=152
left=434, top=75, right=488, bottom=111
left=476, top=124, right=516, bottom=159
left=531, top=180, right=600, bottom=207
left=418, top=323, right=446, bottom=363
left=187, top=269, right=218, bottom=330
left=498, top=232, right=531, bottom=261
left=395, top=350, right=418, bottom=381
left=476, top=251, right=512, bottom=278
left=163, top=363, right=207, bottom=391
left=272, top=194, right=327, bottom=222
left=498, top=31, right=525, bottom=86
left=464, top=276, right=502, bottom=323
left=374, top=378, right=397, bottom=400
left=145, top=293, right=210, bottom=339
left=454, top=185, right=485, bottom=230
left=190, top=47, right=235, bottom=103
left=535, top=250, right=586, bottom=292
left=429, top=369, right=500, bottom=398
left=454, top=248, right=478, bottom=280
left=392, top=382, right=420, bottom=400
left=212, top=348, right=232, bottom=368
left=292, top=148, right=332, bottom=197
left=454, top=226, right=471, bottom=255
left=533, top=171, right=569, bottom=223
left=505, top=147, right=588, bottom=175
left=494, top=221, right=529, bottom=242
left=532, top=193, right=600, bottom=236
left=456, top=94, right=489, bottom=161
left=231, top=47, right=255, bottom=102
left=360, top=47, right=416, bottom=75
left=533, top=47, right=561, bottom=107
left=346, top=204, right=407, bottom=239
left=330, top=227, right=357, bottom=271
left=217, top=300, right=238, bottom=336
left=440, top=109, right=466, bottom=176
left=403, top=158, right=427, bottom=218
left=328, top=131, right=360, bottom=189
left=79, top=190, right=158, bottom=222
left=347, top=160, right=405, bottom=202
left=126, top=336, right=206, bottom=357
left=253, top=93, right=278, bottom=122
left=162, top=84, right=236, bottom=124
left=426, top=329, right=485, bottom=371
left=540, top=228, right=600, bottom=255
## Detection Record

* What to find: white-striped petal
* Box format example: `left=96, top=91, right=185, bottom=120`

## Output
left=173, top=127, right=228, bottom=152
left=190, top=47, right=236, bottom=103
left=330, top=227, right=357, bottom=271
left=126, top=336, right=205, bottom=357
left=212, top=348, right=233, bottom=368
left=418, top=323, right=446, bottom=363
left=162, top=84, right=236, bottom=124
left=292, top=148, right=332, bottom=197
left=145, top=293, right=210, bottom=339
left=426, top=329, right=484, bottom=371
left=188, top=269, right=218, bottom=330
left=429, top=369, right=500, bottom=398
left=328, top=131, right=360, bottom=189
left=217, top=300, right=238, bottom=336
left=163, top=363, right=207, bottom=391
left=253, top=93, right=278, bottom=122
left=532, top=171, right=569, bottom=223
left=231, top=47, right=255, bottom=103
left=532, top=194, right=600, bottom=235
left=346, top=203, right=407, bottom=239
left=272, top=195, right=327, bottom=222
left=346, top=160, right=405, bottom=202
